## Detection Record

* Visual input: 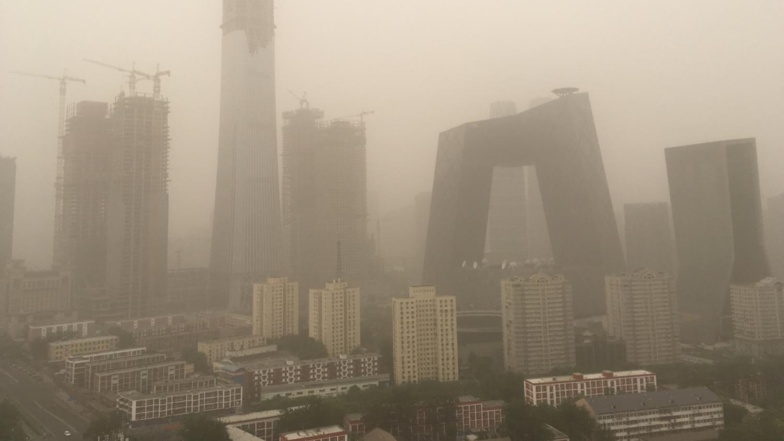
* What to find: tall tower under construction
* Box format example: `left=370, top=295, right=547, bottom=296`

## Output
left=58, top=102, right=113, bottom=314
left=282, top=106, right=369, bottom=288
left=106, top=93, right=170, bottom=318
left=0, top=155, right=16, bottom=270
left=210, top=0, right=282, bottom=310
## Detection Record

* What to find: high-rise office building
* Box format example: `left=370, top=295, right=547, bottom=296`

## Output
left=210, top=0, right=283, bottom=310
left=413, top=192, right=432, bottom=275
left=623, top=202, right=675, bottom=274
left=765, top=192, right=784, bottom=280
left=666, top=139, right=770, bottom=343
left=252, top=277, right=298, bottom=339
left=106, top=94, right=170, bottom=318
left=501, top=273, right=575, bottom=375
left=485, top=101, right=527, bottom=265
left=605, top=269, right=680, bottom=365
left=282, top=105, right=368, bottom=287
left=730, top=277, right=784, bottom=357
left=57, top=102, right=112, bottom=312
left=309, top=279, right=360, bottom=357
left=392, top=286, right=457, bottom=384
left=0, top=155, right=15, bottom=270
left=423, top=93, right=624, bottom=317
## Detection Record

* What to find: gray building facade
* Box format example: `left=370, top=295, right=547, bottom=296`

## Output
left=0, top=156, right=15, bottom=270
left=423, top=93, right=625, bottom=316
left=665, top=138, right=770, bottom=343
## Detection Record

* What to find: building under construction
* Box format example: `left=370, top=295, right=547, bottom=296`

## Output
left=282, top=106, right=369, bottom=290
left=105, top=93, right=170, bottom=318
left=0, top=155, right=15, bottom=271
left=57, top=101, right=114, bottom=316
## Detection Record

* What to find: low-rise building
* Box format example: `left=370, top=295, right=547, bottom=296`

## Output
left=197, top=335, right=267, bottom=364
left=279, top=426, right=348, bottom=441
left=220, top=410, right=284, bottom=441
left=117, top=380, right=242, bottom=422
left=258, top=375, right=388, bottom=401
left=83, top=353, right=167, bottom=388
left=48, top=335, right=119, bottom=362
left=27, top=319, right=94, bottom=342
left=92, top=360, right=192, bottom=393
left=576, top=387, right=723, bottom=441
left=524, top=370, right=657, bottom=406
left=65, top=347, right=147, bottom=384
left=151, top=375, right=218, bottom=393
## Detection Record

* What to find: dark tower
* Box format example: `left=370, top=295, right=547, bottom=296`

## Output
left=666, top=139, right=770, bottom=343
left=422, top=93, right=625, bottom=316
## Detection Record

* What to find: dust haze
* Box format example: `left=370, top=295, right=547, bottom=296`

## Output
left=1, top=1, right=783, bottom=268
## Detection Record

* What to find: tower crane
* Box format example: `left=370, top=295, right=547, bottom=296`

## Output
left=83, top=59, right=170, bottom=99
left=11, top=70, right=86, bottom=266
left=287, top=90, right=309, bottom=109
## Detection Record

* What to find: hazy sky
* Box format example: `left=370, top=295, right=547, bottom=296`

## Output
left=2, top=1, right=783, bottom=268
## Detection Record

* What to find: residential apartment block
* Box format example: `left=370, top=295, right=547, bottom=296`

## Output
left=27, top=320, right=94, bottom=342
left=577, top=387, right=724, bottom=441
left=92, top=360, right=192, bottom=393
left=731, top=277, right=784, bottom=357
left=198, top=334, right=267, bottom=364
left=48, top=336, right=119, bottom=362
left=118, top=378, right=242, bottom=422
left=524, top=370, right=657, bottom=406
left=309, top=280, right=360, bottom=357
left=605, top=269, right=680, bottom=365
left=501, top=273, right=575, bottom=375
left=65, top=347, right=147, bottom=384
left=392, top=286, right=457, bottom=384
left=252, top=277, right=299, bottom=339
left=82, top=354, right=167, bottom=389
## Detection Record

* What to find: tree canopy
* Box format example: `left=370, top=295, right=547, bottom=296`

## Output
left=180, top=414, right=231, bottom=441
left=272, top=334, right=328, bottom=360
left=84, top=410, right=123, bottom=440
left=0, top=400, right=27, bottom=441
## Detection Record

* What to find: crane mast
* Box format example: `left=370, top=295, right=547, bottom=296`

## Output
left=84, top=59, right=169, bottom=99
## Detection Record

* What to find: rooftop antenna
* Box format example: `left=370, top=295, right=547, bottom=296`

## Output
left=552, top=87, right=579, bottom=98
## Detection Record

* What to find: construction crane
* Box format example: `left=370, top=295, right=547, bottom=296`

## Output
left=287, top=89, right=309, bottom=109
left=11, top=70, right=86, bottom=266
left=83, top=59, right=170, bottom=99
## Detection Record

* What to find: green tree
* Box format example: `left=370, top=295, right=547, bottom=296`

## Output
left=502, top=400, right=553, bottom=441
left=722, top=401, right=749, bottom=428
left=272, top=334, right=328, bottom=360
left=84, top=411, right=123, bottom=440
left=0, top=400, right=26, bottom=441
left=107, top=326, right=136, bottom=349
left=182, top=346, right=211, bottom=373
left=180, top=414, right=231, bottom=441
left=546, top=402, right=598, bottom=441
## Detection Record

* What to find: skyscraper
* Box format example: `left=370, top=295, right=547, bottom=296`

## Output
left=252, top=277, right=298, bottom=339
left=666, top=139, right=770, bottom=343
left=730, top=277, right=784, bottom=357
left=501, top=273, right=575, bottom=375
left=623, top=202, right=675, bottom=274
left=392, top=286, right=458, bottom=384
left=210, top=0, right=282, bottom=310
left=423, top=93, right=625, bottom=317
left=0, top=155, right=15, bottom=270
left=58, top=102, right=112, bottom=310
left=282, top=105, right=368, bottom=287
left=309, top=279, right=360, bottom=357
left=605, top=269, right=680, bottom=365
left=106, top=93, right=170, bottom=318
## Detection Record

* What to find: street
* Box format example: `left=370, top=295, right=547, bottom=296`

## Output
left=0, top=360, right=90, bottom=441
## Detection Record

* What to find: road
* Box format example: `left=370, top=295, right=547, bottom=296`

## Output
left=0, top=359, right=90, bottom=441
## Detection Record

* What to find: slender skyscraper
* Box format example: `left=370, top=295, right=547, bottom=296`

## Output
left=211, top=0, right=282, bottom=310
left=0, top=155, right=15, bottom=270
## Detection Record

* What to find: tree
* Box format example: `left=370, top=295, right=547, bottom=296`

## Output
left=182, top=346, right=210, bottom=373
left=84, top=411, right=123, bottom=440
left=107, top=326, right=136, bottom=349
left=181, top=414, right=231, bottom=441
left=272, top=334, right=328, bottom=360
left=0, top=400, right=26, bottom=441
left=722, top=401, right=749, bottom=428
left=502, top=400, right=554, bottom=441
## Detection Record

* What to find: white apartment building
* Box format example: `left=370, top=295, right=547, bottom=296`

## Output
left=392, top=286, right=458, bottom=384
left=65, top=347, right=147, bottom=384
left=605, top=269, right=680, bottom=365
left=309, top=279, right=360, bottom=357
left=197, top=334, right=267, bottom=364
left=524, top=370, right=657, bottom=406
left=117, top=381, right=242, bottom=422
left=731, top=277, right=784, bottom=357
left=501, top=273, right=575, bottom=375
left=252, top=277, right=299, bottom=339
left=577, top=387, right=724, bottom=441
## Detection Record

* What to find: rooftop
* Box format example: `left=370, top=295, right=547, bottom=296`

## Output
left=580, top=387, right=719, bottom=415
left=219, top=409, right=284, bottom=425
left=50, top=335, right=119, bottom=347
left=525, top=370, right=655, bottom=384
left=227, top=426, right=264, bottom=441
left=282, top=426, right=346, bottom=440
left=117, top=382, right=240, bottom=400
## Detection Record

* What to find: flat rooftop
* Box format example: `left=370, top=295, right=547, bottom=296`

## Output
left=282, top=425, right=346, bottom=440
left=220, top=409, right=284, bottom=424
left=50, top=335, right=119, bottom=347
left=118, top=382, right=240, bottom=401
left=581, top=387, right=719, bottom=415
left=525, top=370, right=655, bottom=384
